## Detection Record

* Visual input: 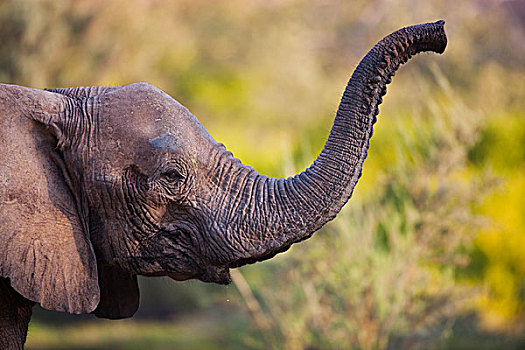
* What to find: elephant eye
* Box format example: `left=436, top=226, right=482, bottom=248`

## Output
left=162, top=169, right=184, bottom=182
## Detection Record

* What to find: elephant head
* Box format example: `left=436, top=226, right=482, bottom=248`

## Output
left=0, top=21, right=447, bottom=319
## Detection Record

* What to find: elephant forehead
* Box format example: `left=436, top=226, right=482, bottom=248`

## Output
left=149, top=132, right=181, bottom=153
left=96, top=117, right=190, bottom=170
left=100, top=83, right=213, bottom=144
left=99, top=109, right=211, bottom=156
left=100, top=97, right=185, bottom=137
left=95, top=84, right=216, bottom=169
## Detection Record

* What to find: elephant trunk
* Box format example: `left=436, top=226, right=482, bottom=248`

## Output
left=215, top=21, right=447, bottom=268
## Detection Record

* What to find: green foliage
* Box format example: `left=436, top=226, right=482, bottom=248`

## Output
left=237, top=70, right=490, bottom=349
left=27, top=313, right=249, bottom=350
left=469, top=116, right=525, bottom=171
left=465, top=114, right=525, bottom=329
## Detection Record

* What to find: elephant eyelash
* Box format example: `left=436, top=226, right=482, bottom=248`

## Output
left=161, top=169, right=184, bottom=182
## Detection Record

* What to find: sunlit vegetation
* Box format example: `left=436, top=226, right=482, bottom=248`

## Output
left=1, top=0, right=524, bottom=348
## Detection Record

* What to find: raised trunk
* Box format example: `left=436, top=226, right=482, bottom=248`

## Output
left=221, top=21, right=447, bottom=267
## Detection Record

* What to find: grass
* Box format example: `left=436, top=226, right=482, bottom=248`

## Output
left=26, top=308, right=249, bottom=350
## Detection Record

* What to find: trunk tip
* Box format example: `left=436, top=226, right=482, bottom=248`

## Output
left=430, top=20, right=447, bottom=54
left=409, top=20, right=447, bottom=55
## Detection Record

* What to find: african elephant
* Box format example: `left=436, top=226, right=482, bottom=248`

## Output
left=0, top=21, right=446, bottom=348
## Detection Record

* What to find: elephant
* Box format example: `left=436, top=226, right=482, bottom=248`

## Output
left=0, top=21, right=446, bottom=348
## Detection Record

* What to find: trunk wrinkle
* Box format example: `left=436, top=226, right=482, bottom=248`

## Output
left=219, top=21, right=447, bottom=267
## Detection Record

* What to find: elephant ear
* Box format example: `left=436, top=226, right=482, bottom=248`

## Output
left=0, top=84, right=99, bottom=313
left=48, top=85, right=141, bottom=319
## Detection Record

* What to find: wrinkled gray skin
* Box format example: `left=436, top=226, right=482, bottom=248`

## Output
left=0, top=22, right=446, bottom=348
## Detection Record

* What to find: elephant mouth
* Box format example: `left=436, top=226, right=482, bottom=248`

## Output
left=167, top=267, right=231, bottom=284
left=198, top=265, right=232, bottom=285
left=167, top=272, right=195, bottom=281
left=157, top=223, right=232, bottom=284
left=166, top=265, right=231, bottom=284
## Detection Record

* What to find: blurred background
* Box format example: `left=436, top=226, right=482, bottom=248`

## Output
left=1, top=0, right=524, bottom=349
